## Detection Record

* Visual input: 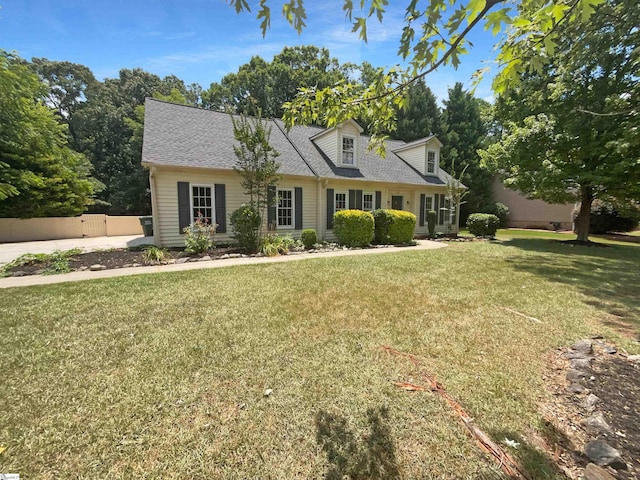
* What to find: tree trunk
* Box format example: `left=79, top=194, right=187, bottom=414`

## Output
left=575, top=186, right=593, bottom=242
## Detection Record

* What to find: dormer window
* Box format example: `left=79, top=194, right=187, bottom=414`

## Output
left=427, top=150, right=437, bottom=174
left=342, top=136, right=355, bottom=165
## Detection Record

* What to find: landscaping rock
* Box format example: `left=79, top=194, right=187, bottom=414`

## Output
left=175, top=258, right=189, bottom=264
left=132, top=263, right=141, bottom=267
left=567, top=382, right=587, bottom=394
left=584, top=440, right=627, bottom=470
left=584, top=463, right=618, bottom=480
left=566, top=369, right=587, bottom=382
left=11, top=270, right=26, bottom=277
left=602, top=346, right=617, bottom=354
left=570, top=358, right=592, bottom=370
left=564, top=350, right=593, bottom=360
left=89, top=264, right=106, bottom=271
left=626, top=355, right=640, bottom=363
left=583, top=393, right=600, bottom=411
left=122, top=264, right=132, bottom=268
left=199, top=255, right=211, bottom=261
left=78, top=266, right=88, bottom=271
left=583, top=412, right=613, bottom=435
left=167, top=259, right=176, bottom=264
left=220, top=254, right=230, bottom=259
left=572, top=339, right=594, bottom=354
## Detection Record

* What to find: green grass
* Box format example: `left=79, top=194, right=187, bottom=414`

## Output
left=1, top=236, right=639, bottom=479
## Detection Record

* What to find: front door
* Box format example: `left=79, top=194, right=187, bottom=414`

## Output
left=391, top=195, right=403, bottom=210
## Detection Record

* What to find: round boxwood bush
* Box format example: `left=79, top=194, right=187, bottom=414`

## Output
left=373, top=209, right=417, bottom=244
left=300, top=229, right=317, bottom=249
left=333, top=209, right=374, bottom=247
left=467, top=213, right=499, bottom=237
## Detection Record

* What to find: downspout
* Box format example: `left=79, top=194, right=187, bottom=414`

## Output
left=148, top=166, right=160, bottom=246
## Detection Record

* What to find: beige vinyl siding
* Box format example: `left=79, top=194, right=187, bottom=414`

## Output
left=313, top=132, right=338, bottom=164
left=492, top=177, right=574, bottom=230
left=151, top=167, right=318, bottom=247
left=394, top=145, right=426, bottom=174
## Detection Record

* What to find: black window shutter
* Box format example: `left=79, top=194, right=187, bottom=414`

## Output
left=178, top=182, right=190, bottom=233
left=419, top=193, right=426, bottom=227
left=434, top=193, right=440, bottom=225
left=214, top=184, right=226, bottom=233
left=327, top=188, right=334, bottom=229
left=439, top=194, right=446, bottom=224
left=267, top=185, right=276, bottom=229
left=295, top=187, right=303, bottom=230
left=348, top=190, right=356, bottom=210
left=355, top=190, right=363, bottom=210
left=375, top=191, right=382, bottom=209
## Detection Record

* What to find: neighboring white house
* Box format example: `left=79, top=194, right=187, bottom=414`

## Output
left=141, top=99, right=462, bottom=247
left=492, top=177, right=575, bottom=230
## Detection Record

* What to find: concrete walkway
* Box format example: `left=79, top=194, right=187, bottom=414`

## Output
left=0, top=235, right=154, bottom=266
left=0, top=240, right=446, bottom=289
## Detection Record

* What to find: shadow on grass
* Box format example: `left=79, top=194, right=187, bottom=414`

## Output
left=500, top=238, right=640, bottom=337
left=315, top=406, right=400, bottom=479
left=489, top=425, right=585, bottom=479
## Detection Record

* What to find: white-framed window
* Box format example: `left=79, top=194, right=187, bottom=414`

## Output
left=427, top=150, right=437, bottom=174
left=191, top=184, right=214, bottom=224
left=424, top=195, right=433, bottom=212
left=335, top=191, right=349, bottom=213
left=363, top=192, right=375, bottom=211
left=342, top=135, right=355, bottom=165
left=277, top=188, right=294, bottom=229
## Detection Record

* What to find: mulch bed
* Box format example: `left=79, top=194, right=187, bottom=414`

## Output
left=2, top=247, right=241, bottom=277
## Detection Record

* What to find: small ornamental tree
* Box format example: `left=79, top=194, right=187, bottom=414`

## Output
left=231, top=113, right=281, bottom=244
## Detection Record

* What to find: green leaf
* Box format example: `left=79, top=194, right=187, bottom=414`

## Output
left=467, top=0, right=486, bottom=24
left=352, top=17, right=368, bottom=42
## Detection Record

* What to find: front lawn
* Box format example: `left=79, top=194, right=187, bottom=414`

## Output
left=1, top=237, right=639, bottom=478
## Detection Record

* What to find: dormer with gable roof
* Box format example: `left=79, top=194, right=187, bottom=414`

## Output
left=391, top=135, right=443, bottom=177
left=309, top=119, right=364, bottom=169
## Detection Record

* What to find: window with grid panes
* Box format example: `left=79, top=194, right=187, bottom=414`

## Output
left=191, top=185, right=213, bottom=223
left=277, top=189, right=294, bottom=228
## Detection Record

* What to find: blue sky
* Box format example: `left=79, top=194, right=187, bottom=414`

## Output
left=1, top=0, right=500, bottom=103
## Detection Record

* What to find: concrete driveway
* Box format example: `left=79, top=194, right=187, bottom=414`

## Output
left=0, top=235, right=154, bottom=266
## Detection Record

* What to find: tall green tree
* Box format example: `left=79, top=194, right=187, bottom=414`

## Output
left=480, top=0, right=639, bottom=242
left=394, top=79, right=441, bottom=142
left=0, top=51, right=100, bottom=217
left=71, top=69, right=195, bottom=214
left=203, top=46, right=351, bottom=118
left=440, top=83, right=492, bottom=222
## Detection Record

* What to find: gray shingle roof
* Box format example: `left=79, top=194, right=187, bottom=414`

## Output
left=142, top=99, right=314, bottom=177
left=142, top=98, right=451, bottom=187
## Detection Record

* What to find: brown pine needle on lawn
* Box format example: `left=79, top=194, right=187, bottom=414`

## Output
left=498, top=306, right=543, bottom=324
left=383, top=345, right=532, bottom=480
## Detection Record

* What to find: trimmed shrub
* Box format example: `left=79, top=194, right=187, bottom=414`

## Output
left=333, top=209, right=374, bottom=247
left=484, top=202, right=510, bottom=228
left=467, top=213, right=499, bottom=237
left=388, top=210, right=417, bottom=244
left=300, top=229, right=317, bottom=249
left=373, top=209, right=393, bottom=244
left=373, top=209, right=417, bottom=244
left=427, top=210, right=437, bottom=238
left=589, top=203, right=639, bottom=234
left=230, top=204, right=261, bottom=253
